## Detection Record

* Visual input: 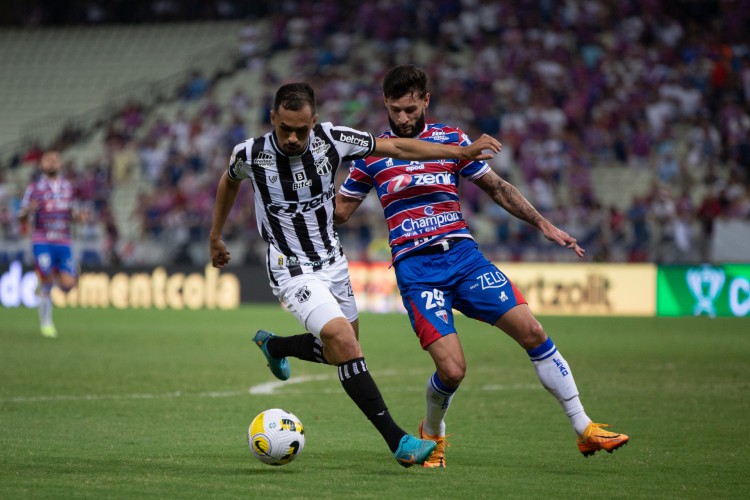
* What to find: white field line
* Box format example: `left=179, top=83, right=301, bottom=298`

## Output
left=2, top=375, right=539, bottom=404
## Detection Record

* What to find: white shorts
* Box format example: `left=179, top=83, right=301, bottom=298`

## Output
left=269, top=255, right=358, bottom=337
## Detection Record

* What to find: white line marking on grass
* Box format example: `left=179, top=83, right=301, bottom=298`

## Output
left=249, top=374, right=333, bottom=395
left=2, top=376, right=540, bottom=404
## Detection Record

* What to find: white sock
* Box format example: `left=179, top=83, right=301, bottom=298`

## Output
left=528, top=338, right=591, bottom=436
left=39, top=284, right=53, bottom=327
left=424, top=372, right=457, bottom=437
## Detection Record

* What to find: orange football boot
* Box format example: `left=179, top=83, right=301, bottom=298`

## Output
left=577, top=422, right=629, bottom=457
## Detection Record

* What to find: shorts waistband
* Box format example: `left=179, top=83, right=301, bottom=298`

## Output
left=411, top=237, right=465, bottom=256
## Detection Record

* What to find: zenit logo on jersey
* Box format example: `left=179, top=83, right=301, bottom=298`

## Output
left=385, top=172, right=454, bottom=194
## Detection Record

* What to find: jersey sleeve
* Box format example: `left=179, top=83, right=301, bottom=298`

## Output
left=227, top=141, right=251, bottom=181
left=339, top=159, right=373, bottom=199
left=324, top=123, right=376, bottom=161
left=455, top=129, right=490, bottom=181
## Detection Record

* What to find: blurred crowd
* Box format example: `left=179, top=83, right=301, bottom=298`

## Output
left=1, top=0, right=750, bottom=267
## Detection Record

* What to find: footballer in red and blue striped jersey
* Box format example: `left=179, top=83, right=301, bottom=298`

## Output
left=339, top=121, right=528, bottom=346
left=340, top=123, right=489, bottom=263
left=335, top=66, right=627, bottom=463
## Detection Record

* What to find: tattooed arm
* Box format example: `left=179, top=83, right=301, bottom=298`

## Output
left=473, top=170, right=585, bottom=258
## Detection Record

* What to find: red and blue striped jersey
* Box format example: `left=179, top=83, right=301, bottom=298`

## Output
left=340, top=123, right=489, bottom=263
left=20, top=176, right=75, bottom=245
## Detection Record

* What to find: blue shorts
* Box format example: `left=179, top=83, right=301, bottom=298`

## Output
left=33, top=243, right=77, bottom=278
left=394, top=238, right=526, bottom=349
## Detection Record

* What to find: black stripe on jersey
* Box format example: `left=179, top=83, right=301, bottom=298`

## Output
left=310, top=128, right=339, bottom=258
left=314, top=206, right=334, bottom=258
left=276, top=153, right=299, bottom=203
left=300, top=147, right=323, bottom=196
left=265, top=244, right=278, bottom=287
left=316, top=124, right=340, bottom=184
left=249, top=138, right=271, bottom=205
left=292, top=212, right=320, bottom=262
left=251, top=138, right=302, bottom=277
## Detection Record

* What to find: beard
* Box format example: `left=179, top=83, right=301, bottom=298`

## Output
left=388, top=111, right=426, bottom=138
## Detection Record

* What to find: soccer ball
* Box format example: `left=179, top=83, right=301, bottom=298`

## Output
left=248, top=408, right=305, bottom=466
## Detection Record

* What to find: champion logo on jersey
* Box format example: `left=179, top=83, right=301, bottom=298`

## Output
left=435, top=309, right=448, bottom=323
left=424, top=206, right=434, bottom=216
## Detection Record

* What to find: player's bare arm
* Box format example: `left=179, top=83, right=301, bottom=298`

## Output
left=334, top=193, right=364, bottom=224
left=474, top=170, right=585, bottom=258
left=373, top=133, right=501, bottom=162
left=209, top=172, right=242, bottom=268
left=17, top=200, right=38, bottom=223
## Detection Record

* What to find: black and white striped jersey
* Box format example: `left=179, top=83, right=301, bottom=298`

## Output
left=227, top=122, right=375, bottom=279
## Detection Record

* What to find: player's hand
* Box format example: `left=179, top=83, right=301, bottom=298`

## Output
left=539, top=220, right=586, bottom=258
left=461, top=134, right=502, bottom=161
left=210, top=238, right=231, bottom=268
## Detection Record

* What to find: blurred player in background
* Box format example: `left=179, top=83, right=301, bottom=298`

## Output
left=209, top=82, right=501, bottom=467
left=334, top=65, right=629, bottom=467
left=17, top=150, right=80, bottom=338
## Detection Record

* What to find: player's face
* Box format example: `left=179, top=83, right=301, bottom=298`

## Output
left=270, top=105, right=317, bottom=156
left=40, top=151, right=61, bottom=177
left=384, top=92, right=430, bottom=138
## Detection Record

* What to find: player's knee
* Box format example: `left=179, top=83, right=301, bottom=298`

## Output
left=438, top=361, right=466, bottom=388
left=523, top=320, right=547, bottom=349
left=57, top=273, right=77, bottom=292
left=319, top=318, right=361, bottom=363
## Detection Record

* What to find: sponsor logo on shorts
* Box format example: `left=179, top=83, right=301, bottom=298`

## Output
left=477, top=271, right=508, bottom=290
left=295, top=286, right=311, bottom=303
left=499, top=291, right=508, bottom=302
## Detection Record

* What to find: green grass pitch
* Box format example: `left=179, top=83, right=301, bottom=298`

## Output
left=1, top=306, right=748, bottom=498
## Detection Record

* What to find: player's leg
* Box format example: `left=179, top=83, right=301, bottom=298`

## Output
left=396, top=253, right=463, bottom=467
left=314, top=314, right=434, bottom=466
left=32, top=244, right=56, bottom=337
left=257, top=265, right=435, bottom=465
left=495, top=304, right=592, bottom=433
left=495, top=304, right=628, bottom=455
left=450, top=243, right=628, bottom=455
left=258, top=259, right=358, bottom=367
